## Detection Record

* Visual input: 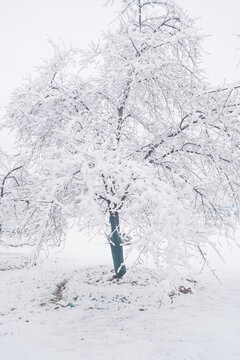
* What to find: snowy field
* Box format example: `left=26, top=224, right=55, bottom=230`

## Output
left=1, top=232, right=240, bottom=360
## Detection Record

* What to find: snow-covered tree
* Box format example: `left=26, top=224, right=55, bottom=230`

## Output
left=0, top=150, right=65, bottom=262
left=0, top=151, right=25, bottom=238
left=4, top=0, right=240, bottom=278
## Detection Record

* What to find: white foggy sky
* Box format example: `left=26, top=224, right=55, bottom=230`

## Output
left=1, top=0, right=240, bottom=149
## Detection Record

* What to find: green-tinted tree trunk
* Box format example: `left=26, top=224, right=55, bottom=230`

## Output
left=109, top=212, right=126, bottom=277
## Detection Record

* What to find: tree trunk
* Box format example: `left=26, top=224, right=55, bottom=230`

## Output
left=109, top=212, right=126, bottom=277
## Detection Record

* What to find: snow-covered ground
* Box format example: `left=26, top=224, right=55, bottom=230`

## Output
left=1, top=232, right=240, bottom=360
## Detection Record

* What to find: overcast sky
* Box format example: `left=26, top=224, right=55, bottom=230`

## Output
left=1, top=0, right=240, bottom=149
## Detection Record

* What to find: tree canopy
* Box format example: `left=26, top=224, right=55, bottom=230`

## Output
left=2, top=0, right=240, bottom=278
